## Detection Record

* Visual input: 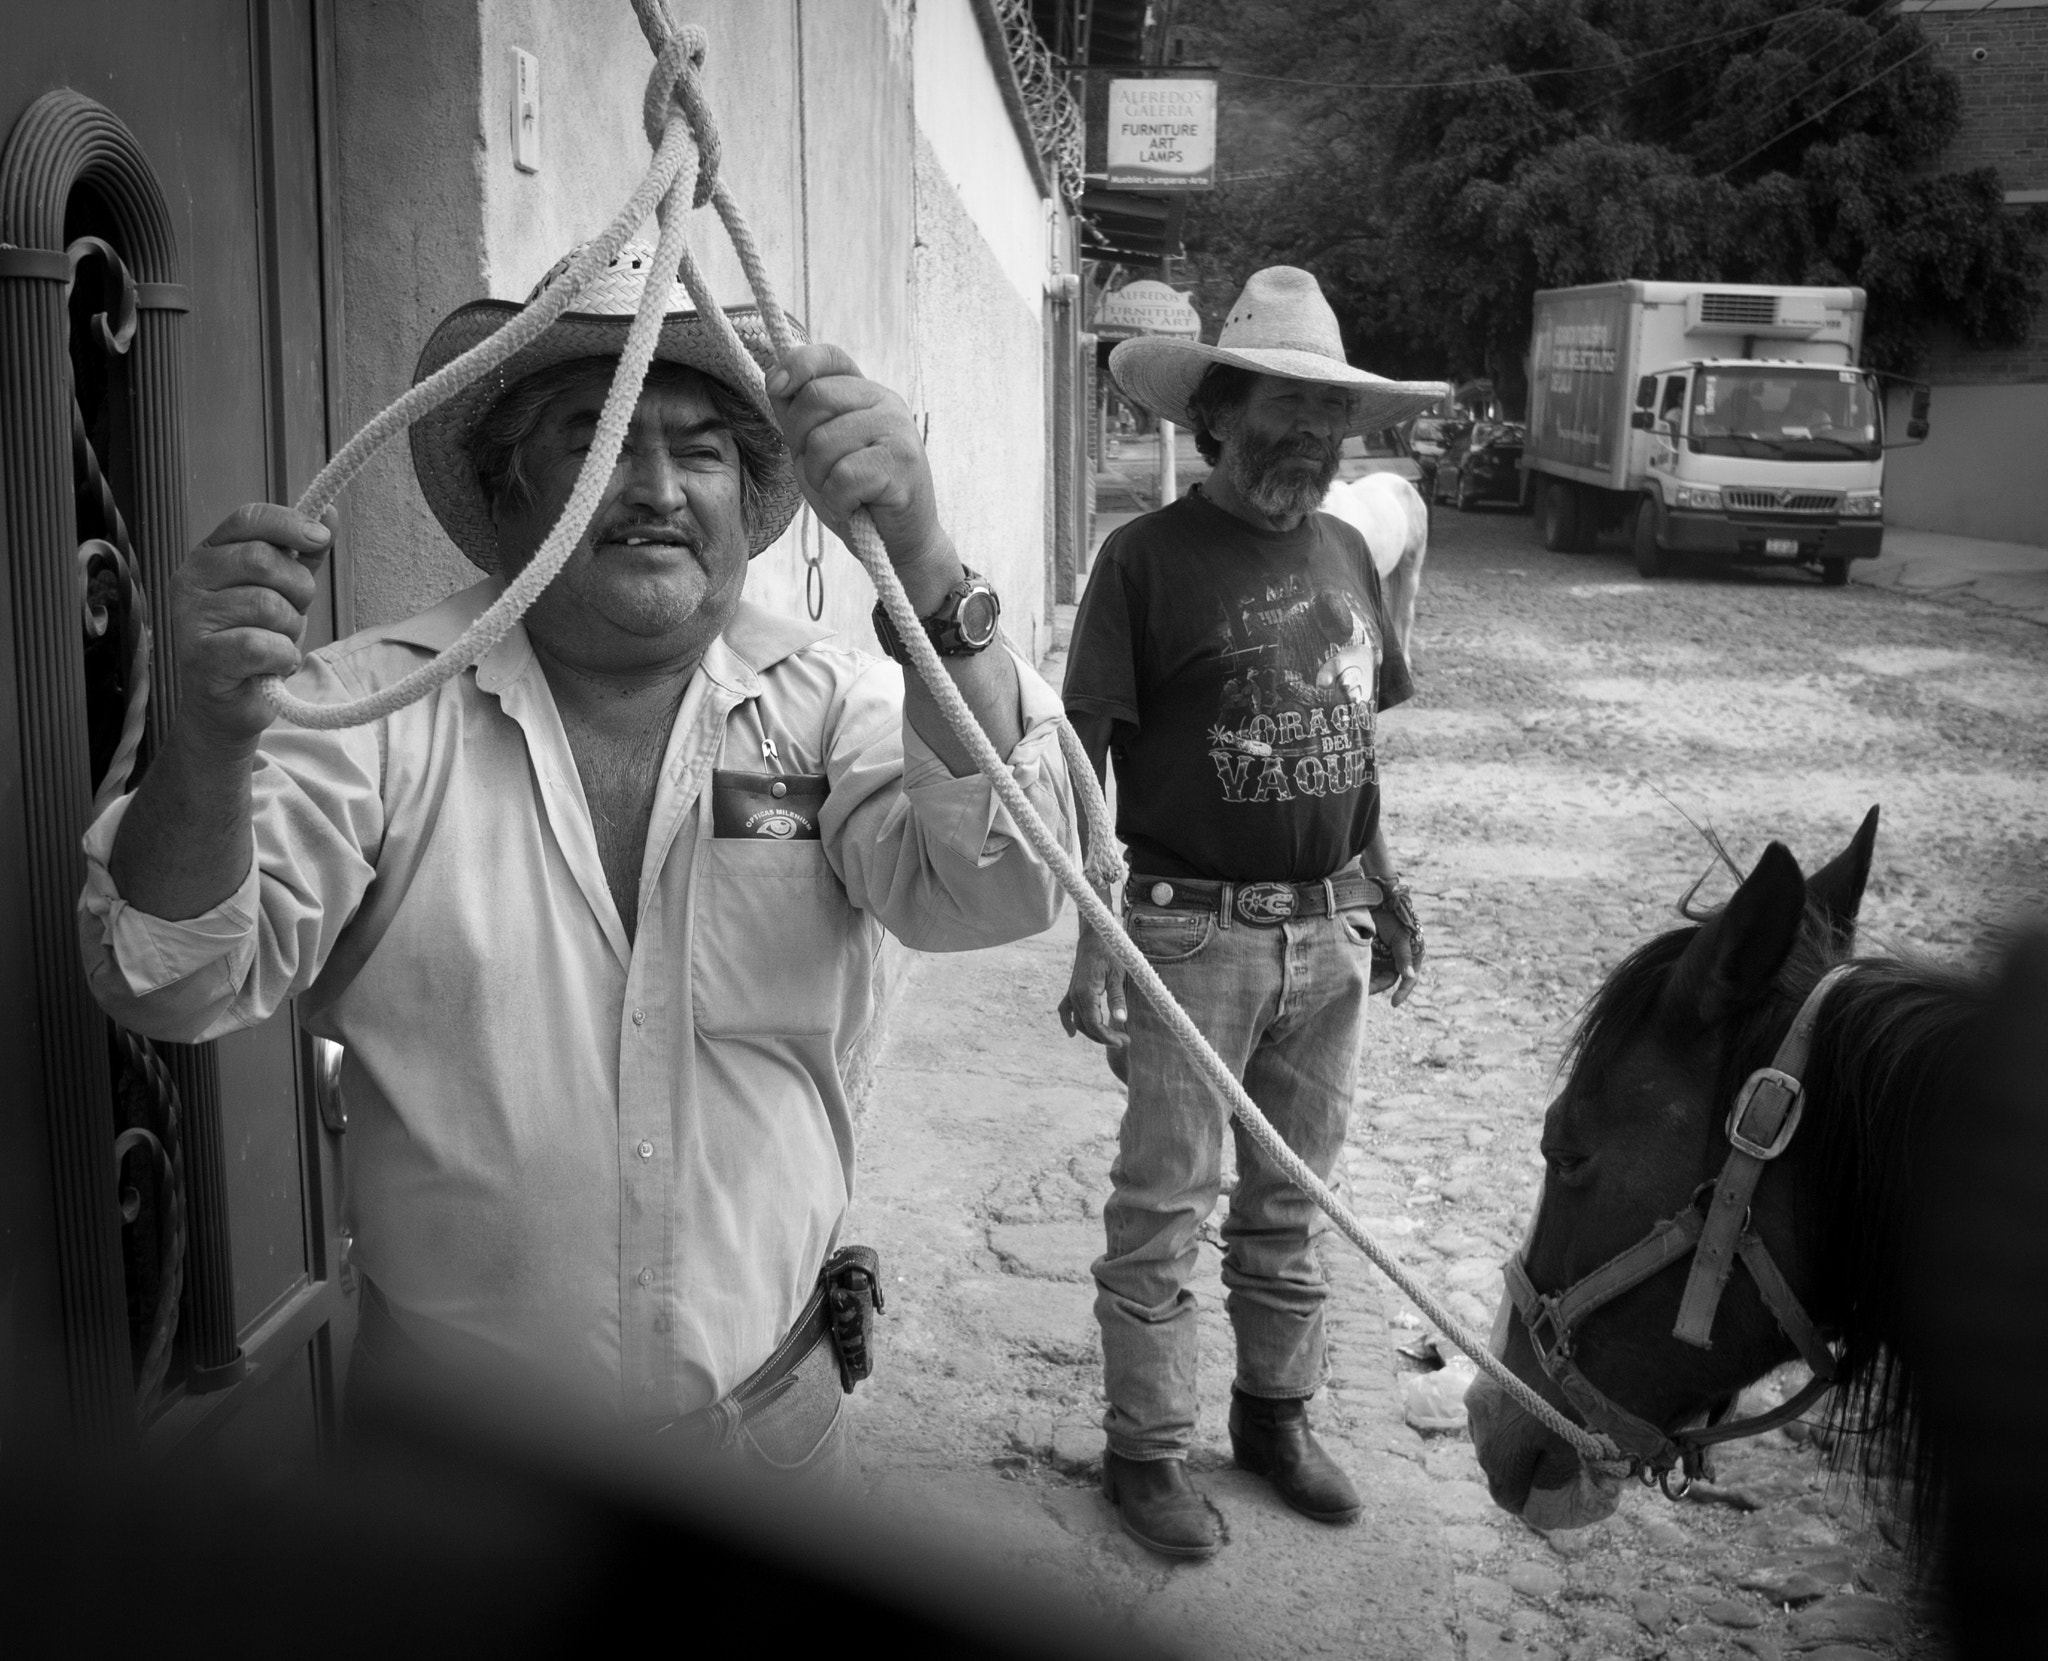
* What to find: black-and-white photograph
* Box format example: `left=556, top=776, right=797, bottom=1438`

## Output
left=1, top=3, right=2042, bottom=1656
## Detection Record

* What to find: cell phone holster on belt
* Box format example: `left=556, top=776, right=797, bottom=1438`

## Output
left=824, top=1244, right=886, bottom=1394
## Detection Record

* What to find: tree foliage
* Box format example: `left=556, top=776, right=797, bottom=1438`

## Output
left=1173, top=0, right=2045, bottom=402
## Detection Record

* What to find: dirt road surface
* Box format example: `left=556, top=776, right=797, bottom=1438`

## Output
left=843, top=494, right=2048, bottom=1660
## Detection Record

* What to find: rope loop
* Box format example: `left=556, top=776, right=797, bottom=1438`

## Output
left=640, top=19, right=719, bottom=208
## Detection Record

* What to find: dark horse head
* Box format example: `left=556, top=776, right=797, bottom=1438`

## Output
left=1468, top=805, right=1996, bottom=1542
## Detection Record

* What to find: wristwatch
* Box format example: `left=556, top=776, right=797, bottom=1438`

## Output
left=872, top=567, right=1002, bottom=662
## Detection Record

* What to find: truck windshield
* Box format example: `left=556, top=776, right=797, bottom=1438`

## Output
left=1688, top=370, right=1880, bottom=460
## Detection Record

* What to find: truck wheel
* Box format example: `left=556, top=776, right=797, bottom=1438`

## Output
left=1820, top=557, right=1849, bottom=587
left=1537, top=479, right=1580, bottom=552
left=1632, top=496, right=1672, bottom=578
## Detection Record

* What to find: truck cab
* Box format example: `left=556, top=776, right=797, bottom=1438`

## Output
left=1632, top=359, right=1886, bottom=584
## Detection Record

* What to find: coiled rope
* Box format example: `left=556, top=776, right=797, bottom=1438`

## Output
left=256, top=0, right=1618, bottom=1466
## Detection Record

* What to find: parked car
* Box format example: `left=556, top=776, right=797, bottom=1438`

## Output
left=1432, top=419, right=1527, bottom=510
left=1335, top=425, right=1425, bottom=490
left=1406, top=415, right=1467, bottom=488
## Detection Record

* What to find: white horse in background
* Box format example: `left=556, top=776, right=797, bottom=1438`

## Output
left=1320, top=472, right=1429, bottom=661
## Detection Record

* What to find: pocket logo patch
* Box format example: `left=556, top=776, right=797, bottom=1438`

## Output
left=746, top=808, right=810, bottom=840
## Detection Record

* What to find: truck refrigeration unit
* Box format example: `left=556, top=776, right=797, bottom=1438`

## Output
left=1522, top=281, right=1928, bottom=585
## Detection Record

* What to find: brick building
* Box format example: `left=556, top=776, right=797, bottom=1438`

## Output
left=1889, top=0, right=2048, bottom=545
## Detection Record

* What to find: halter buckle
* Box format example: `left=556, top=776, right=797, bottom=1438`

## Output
left=1524, top=1296, right=1570, bottom=1363
left=1726, top=1067, right=1805, bottom=1160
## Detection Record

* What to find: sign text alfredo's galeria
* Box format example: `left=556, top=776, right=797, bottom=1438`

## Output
left=1106, top=78, right=1217, bottom=190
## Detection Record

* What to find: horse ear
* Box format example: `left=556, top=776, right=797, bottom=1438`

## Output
left=1663, top=842, right=1808, bottom=1031
left=1806, top=804, right=1879, bottom=947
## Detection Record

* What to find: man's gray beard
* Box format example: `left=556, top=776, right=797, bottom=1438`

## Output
left=1226, top=445, right=1338, bottom=520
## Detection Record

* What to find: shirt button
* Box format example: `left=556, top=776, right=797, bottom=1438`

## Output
left=770, top=780, right=788, bottom=798
left=642, top=1379, right=655, bottom=1394
left=631, top=1008, right=646, bottom=1026
left=638, top=1267, right=653, bottom=1287
left=637, top=1139, right=655, bottom=1160
left=1150, top=882, right=1174, bottom=906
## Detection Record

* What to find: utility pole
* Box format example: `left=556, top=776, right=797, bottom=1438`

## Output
left=1156, top=249, right=1176, bottom=506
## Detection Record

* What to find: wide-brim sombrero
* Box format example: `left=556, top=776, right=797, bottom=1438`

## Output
left=410, top=241, right=805, bottom=571
left=1108, top=264, right=1448, bottom=437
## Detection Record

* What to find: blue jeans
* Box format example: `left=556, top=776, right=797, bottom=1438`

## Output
left=1094, top=899, right=1370, bottom=1460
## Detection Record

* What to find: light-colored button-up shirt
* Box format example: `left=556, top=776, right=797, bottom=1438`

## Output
left=79, top=581, right=1075, bottom=1417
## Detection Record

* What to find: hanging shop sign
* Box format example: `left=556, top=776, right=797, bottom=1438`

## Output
left=1093, top=280, right=1202, bottom=342
left=1105, top=78, right=1217, bottom=191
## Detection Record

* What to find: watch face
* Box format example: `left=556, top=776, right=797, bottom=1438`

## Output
left=958, top=588, right=1000, bottom=646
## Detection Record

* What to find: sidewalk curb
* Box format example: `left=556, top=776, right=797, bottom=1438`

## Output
left=1853, top=529, right=2048, bottom=627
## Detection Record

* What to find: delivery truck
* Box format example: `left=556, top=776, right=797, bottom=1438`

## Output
left=1521, top=281, right=1928, bottom=584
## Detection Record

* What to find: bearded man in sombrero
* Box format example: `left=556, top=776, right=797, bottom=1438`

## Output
left=1059, top=266, right=1438, bottom=1558
left=77, top=243, right=1077, bottom=1484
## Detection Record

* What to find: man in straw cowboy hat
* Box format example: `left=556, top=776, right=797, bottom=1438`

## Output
left=1059, top=266, right=1438, bottom=1557
left=79, top=241, right=1077, bottom=1480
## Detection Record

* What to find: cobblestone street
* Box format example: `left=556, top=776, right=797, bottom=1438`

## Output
left=846, top=492, right=2048, bottom=1660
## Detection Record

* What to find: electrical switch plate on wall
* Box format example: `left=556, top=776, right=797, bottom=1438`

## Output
left=512, top=48, right=540, bottom=173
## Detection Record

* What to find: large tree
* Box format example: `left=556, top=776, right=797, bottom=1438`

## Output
left=1175, top=0, right=2045, bottom=403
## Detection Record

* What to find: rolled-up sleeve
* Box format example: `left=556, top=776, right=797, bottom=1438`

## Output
left=824, top=646, right=1077, bottom=951
left=77, top=651, right=386, bottom=1043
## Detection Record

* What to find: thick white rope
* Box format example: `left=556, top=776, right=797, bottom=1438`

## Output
left=256, top=0, right=1617, bottom=1463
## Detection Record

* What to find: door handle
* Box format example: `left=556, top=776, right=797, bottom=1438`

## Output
left=312, top=1036, right=347, bottom=1134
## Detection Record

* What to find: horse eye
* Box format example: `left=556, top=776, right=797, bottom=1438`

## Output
left=1545, top=1151, right=1590, bottom=1180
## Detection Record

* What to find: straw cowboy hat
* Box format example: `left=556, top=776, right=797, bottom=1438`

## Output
left=410, top=239, right=805, bottom=571
left=1109, top=265, right=1446, bottom=436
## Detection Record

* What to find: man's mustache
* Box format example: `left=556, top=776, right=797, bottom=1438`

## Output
left=1254, top=433, right=1339, bottom=466
left=591, top=517, right=701, bottom=550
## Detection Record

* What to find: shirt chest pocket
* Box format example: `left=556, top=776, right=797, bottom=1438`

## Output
left=692, top=840, right=860, bottom=1037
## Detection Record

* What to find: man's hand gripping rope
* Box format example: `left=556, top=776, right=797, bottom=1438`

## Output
left=247, top=0, right=1621, bottom=1469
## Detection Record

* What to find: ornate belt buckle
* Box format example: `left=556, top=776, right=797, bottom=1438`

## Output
left=1234, top=882, right=1297, bottom=924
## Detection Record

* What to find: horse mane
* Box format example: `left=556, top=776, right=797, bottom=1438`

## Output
left=1562, top=886, right=1991, bottom=1546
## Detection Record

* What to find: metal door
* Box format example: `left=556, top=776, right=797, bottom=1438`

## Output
left=0, top=0, right=350, bottom=1462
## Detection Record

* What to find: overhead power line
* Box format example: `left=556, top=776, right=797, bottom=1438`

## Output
left=1682, top=3, right=1925, bottom=150
left=1705, top=0, right=2006, bottom=178
left=1708, top=40, right=1933, bottom=176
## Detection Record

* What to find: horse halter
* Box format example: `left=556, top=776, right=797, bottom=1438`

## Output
left=1505, top=966, right=1852, bottom=1492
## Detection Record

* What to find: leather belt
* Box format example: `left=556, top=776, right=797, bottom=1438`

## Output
left=1126, top=869, right=1386, bottom=927
left=652, top=1277, right=834, bottom=1449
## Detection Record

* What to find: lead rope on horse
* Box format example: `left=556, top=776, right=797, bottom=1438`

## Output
left=253, top=0, right=1622, bottom=1468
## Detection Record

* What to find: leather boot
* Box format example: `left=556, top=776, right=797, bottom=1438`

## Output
left=1229, top=1388, right=1362, bottom=1524
left=1102, top=1450, right=1220, bottom=1559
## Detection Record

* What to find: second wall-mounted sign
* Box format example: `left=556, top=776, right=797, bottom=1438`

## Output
left=1093, top=280, right=1202, bottom=341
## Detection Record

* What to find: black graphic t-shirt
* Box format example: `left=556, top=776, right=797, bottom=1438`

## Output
left=1063, top=487, right=1413, bottom=882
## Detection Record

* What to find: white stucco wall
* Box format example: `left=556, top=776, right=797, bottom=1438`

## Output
left=739, top=0, right=918, bottom=645
left=332, top=0, right=488, bottom=630
left=335, top=0, right=1047, bottom=656
left=1884, top=382, right=2048, bottom=546
left=909, top=130, right=1049, bottom=662
left=476, top=2, right=656, bottom=302
left=910, top=0, right=1050, bottom=312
